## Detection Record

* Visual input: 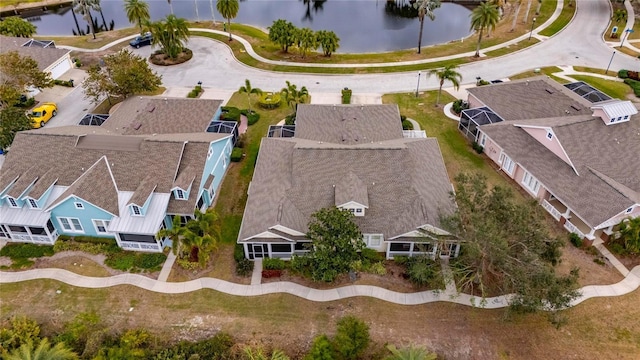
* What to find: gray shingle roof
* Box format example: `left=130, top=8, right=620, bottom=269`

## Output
left=0, top=35, right=70, bottom=71
left=166, top=141, right=210, bottom=215
left=294, top=104, right=403, bottom=144
left=482, top=114, right=640, bottom=227
left=334, top=172, right=369, bottom=207
left=238, top=131, right=455, bottom=242
left=467, top=77, right=592, bottom=121
left=101, top=97, right=223, bottom=135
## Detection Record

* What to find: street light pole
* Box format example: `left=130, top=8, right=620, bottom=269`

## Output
left=620, top=28, right=634, bottom=48
left=605, top=51, right=616, bottom=75
left=415, top=71, right=421, bottom=98
left=528, top=17, right=537, bottom=41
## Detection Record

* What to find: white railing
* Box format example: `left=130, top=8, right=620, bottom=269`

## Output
left=564, top=220, right=585, bottom=239
left=542, top=199, right=562, bottom=221
left=403, top=130, right=427, bottom=138
left=9, top=233, right=54, bottom=244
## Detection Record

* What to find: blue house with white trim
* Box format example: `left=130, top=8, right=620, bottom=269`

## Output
left=0, top=97, right=234, bottom=252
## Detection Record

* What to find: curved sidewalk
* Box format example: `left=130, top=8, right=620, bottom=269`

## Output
left=58, top=1, right=565, bottom=69
left=1, top=265, right=639, bottom=309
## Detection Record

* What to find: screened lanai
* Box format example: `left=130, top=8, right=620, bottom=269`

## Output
left=459, top=107, right=504, bottom=141
left=564, top=82, right=611, bottom=103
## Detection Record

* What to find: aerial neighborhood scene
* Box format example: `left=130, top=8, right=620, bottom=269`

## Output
left=0, top=0, right=639, bottom=358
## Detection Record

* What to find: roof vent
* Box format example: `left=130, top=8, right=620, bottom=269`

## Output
left=526, top=80, right=529, bottom=85
left=545, top=88, right=554, bottom=94
left=341, top=134, right=346, bottom=142
left=132, top=122, right=142, bottom=130
left=570, top=104, right=581, bottom=111
left=145, top=104, right=155, bottom=112
left=565, top=110, right=570, bottom=114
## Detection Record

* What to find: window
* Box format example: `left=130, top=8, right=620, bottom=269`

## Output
left=617, top=117, right=622, bottom=121
left=47, top=220, right=55, bottom=234
left=294, top=242, right=310, bottom=251
left=8, top=225, right=27, bottom=233
left=479, top=133, right=487, bottom=146
left=28, top=199, right=38, bottom=209
left=271, top=244, right=292, bottom=253
left=365, top=234, right=382, bottom=247
left=93, top=219, right=111, bottom=234
left=176, top=189, right=185, bottom=200
left=522, top=171, right=541, bottom=194
left=131, top=205, right=141, bottom=216
left=58, top=217, right=83, bottom=232
left=74, top=202, right=84, bottom=209
left=355, top=208, right=362, bottom=213
left=624, top=115, right=629, bottom=120
left=29, top=227, right=46, bottom=235
left=501, top=154, right=515, bottom=175
left=610, top=118, right=616, bottom=123
left=627, top=207, right=634, bottom=214
left=8, top=197, right=18, bottom=207
left=207, top=186, right=215, bottom=201
left=546, top=131, right=553, bottom=140
left=119, top=233, right=156, bottom=244
left=389, top=243, right=411, bottom=252
left=349, top=208, right=355, bottom=213
left=196, top=196, right=205, bottom=210
left=223, top=156, right=227, bottom=169
left=207, top=147, right=213, bottom=159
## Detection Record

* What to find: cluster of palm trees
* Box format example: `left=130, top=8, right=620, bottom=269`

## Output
left=158, top=209, right=219, bottom=266
left=71, top=0, right=111, bottom=39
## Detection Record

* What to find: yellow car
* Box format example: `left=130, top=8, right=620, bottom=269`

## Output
left=30, top=102, right=57, bottom=128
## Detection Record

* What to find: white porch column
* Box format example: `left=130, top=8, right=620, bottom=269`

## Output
left=243, top=243, right=249, bottom=260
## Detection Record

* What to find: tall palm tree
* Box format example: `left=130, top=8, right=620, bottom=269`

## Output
left=157, top=215, right=186, bottom=256
left=96, top=0, right=108, bottom=31
left=413, top=0, right=441, bottom=54
left=183, top=209, right=220, bottom=265
left=124, top=0, right=150, bottom=33
left=167, top=0, right=174, bottom=15
left=510, top=0, right=522, bottom=32
left=618, top=217, right=640, bottom=254
left=6, top=339, right=78, bottom=360
left=427, top=64, right=462, bottom=106
left=523, top=0, right=533, bottom=23
left=148, top=14, right=190, bottom=59
left=194, top=0, right=200, bottom=22
left=281, top=80, right=309, bottom=111
left=209, top=0, right=217, bottom=24
left=384, top=344, right=437, bottom=360
left=72, top=0, right=101, bottom=39
left=470, top=1, right=500, bottom=57
left=238, top=79, right=263, bottom=113
left=217, top=0, right=239, bottom=41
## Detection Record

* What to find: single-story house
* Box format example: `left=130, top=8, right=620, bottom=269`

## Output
left=462, top=77, right=640, bottom=244
left=0, top=97, right=234, bottom=252
left=1, top=35, right=73, bottom=81
left=238, top=104, right=459, bottom=260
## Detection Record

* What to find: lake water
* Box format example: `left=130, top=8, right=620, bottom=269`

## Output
left=17, top=0, right=473, bottom=53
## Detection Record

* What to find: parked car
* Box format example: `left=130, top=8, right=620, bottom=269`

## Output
left=29, top=102, right=57, bottom=128
left=130, top=32, right=153, bottom=48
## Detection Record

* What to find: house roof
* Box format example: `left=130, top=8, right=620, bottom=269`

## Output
left=127, top=175, right=157, bottom=207
left=590, top=100, right=638, bottom=119
left=167, top=141, right=211, bottom=215
left=101, top=97, right=223, bottom=135
left=0, top=35, right=70, bottom=71
left=467, top=77, right=592, bottom=121
left=294, top=104, right=404, bottom=144
left=238, top=136, right=456, bottom=242
left=481, top=113, right=640, bottom=227
left=335, top=172, right=369, bottom=207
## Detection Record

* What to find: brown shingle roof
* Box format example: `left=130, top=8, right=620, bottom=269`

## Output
left=101, top=97, right=223, bottom=135
left=0, top=35, right=70, bottom=71
left=467, top=77, right=592, bottom=121
left=294, top=104, right=403, bottom=144
left=334, top=172, right=369, bottom=207
left=127, top=176, right=157, bottom=207
left=167, top=141, right=210, bottom=215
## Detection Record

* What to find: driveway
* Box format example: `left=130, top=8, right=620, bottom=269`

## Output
left=38, top=69, right=95, bottom=128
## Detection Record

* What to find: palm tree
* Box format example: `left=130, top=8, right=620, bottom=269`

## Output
left=618, top=217, right=640, bottom=254
left=72, top=0, right=101, bottom=39
left=510, top=0, right=522, bottom=32
left=413, top=0, right=441, bottom=54
left=157, top=215, right=186, bottom=256
left=427, top=64, right=462, bottom=106
left=194, top=0, right=200, bottom=22
left=148, top=15, right=190, bottom=59
left=523, top=0, right=533, bottom=23
left=612, top=9, right=628, bottom=26
left=217, top=0, right=239, bottom=41
left=316, top=30, right=340, bottom=57
left=281, top=80, right=309, bottom=111
left=470, top=1, right=500, bottom=57
left=244, top=347, right=290, bottom=360
left=6, top=339, right=78, bottom=360
left=183, top=209, right=219, bottom=265
left=167, top=0, right=174, bottom=15
left=124, top=0, right=150, bottom=33
left=238, top=79, right=263, bottom=113
left=96, top=0, right=108, bottom=31
left=384, top=344, right=437, bottom=360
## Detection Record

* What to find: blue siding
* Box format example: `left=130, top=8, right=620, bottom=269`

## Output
left=49, top=196, right=115, bottom=238
left=200, top=137, right=232, bottom=207
left=35, top=184, right=55, bottom=208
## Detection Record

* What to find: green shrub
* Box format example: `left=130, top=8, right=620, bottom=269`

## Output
left=263, top=257, right=286, bottom=270
left=623, top=78, right=640, bottom=97
left=478, top=79, right=490, bottom=86
left=235, top=133, right=247, bottom=148
left=360, top=248, right=383, bottom=263
left=401, top=119, right=413, bottom=130
left=230, top=147, right=243, bottom=162
left=284, top=112, right=296, bottom=125
left=334, top=316, right=370, bottom=360
left=569, top=233, right=583, bottom=248
left=14, top=97, right=36, bottom=108
left=133, top=253, right=166, bottom=270
left=53, top=79, right=74, bottom=87
left=233, top=243, right=245, bottom=262
left=153, top=333, right=234, bottom=359
left=393, top=255, right=410, bottom=265
left=452, top=99, right=469, bottom=114
left=0, top=243, right=54, bottom=259
left=105, top=251, right=136, bottom=271
left=593, top=258, right=606, bottom=266
left=53, top=240, right=109, bottom=255
left=176, top=258, right=200, bottom=270
left=368, top=262, right=387, bottom=275
left=236, top=258, right=253, bottom=276
left=400, top=114, right=407, bottom=122
left=10, top=258, right=35, bottom=269
left=618, top=69, right=629, bottom=79
left=240, top=109, right=260, bottom=125
left=258, top=92, right=282, bottom=109
left=471, top=141, right=484, bottom=154
left=405, top=256, right=441, bottom=286
left=305, top=334, right=333, bottom=360
left=187, top=90, right=198, bottom=98
left=220, top=106, right=241, bottom=121
left=289, top=254, right=312, bottom=274
left=341, top=87, right=352, bottom=104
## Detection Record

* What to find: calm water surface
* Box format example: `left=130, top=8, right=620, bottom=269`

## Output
left=21, top=0, right=473, bottom=53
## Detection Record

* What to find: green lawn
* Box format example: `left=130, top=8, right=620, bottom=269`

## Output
left=566, top=75, right=633, bottom=99
left=538, top=3, right=577, bottom=37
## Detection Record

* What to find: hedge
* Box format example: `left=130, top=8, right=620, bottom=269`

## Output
left=258, top=93, right=281, bottom=109
left=401, top=119, right=413, bottom=130
left=187, top=85, right=203, bottom=98
left=341, top=87, right=352, bottom=104
left=54, top=79, right=74, bottom=87
left=220, top=106, right=241, bottom=121
left=240, top=109, right=260, bottom=125
left=618, top=69, right=639, bottom=81
left=263, top=257, right=286, bottom=270
left=0, top=243, right=54, bottom=259
left=230, top=147, right=243, bottom=162
left=624, top=78, right=640, bottom=97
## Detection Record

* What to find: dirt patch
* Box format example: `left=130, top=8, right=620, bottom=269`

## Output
left=167, top=244, right=250, bottom=285
left=149, top=49, right=193, bottom=66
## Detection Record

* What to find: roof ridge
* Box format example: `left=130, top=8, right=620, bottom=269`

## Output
left=588, top=166, right=640, bottom=204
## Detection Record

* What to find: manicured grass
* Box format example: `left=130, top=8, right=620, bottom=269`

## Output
left=509, top=66, right=567, bottom=83
left=35, top=27, right=140, bottom=49
left=0, top=0, right=42, bottom=7
left=484, top=38, right=540, bottom=57
left=566, top=75, right=633, bottom=99
left=572, top=66, right=608, bottom=75
left=538, top=3, right=577, bottom=37
left=617, top=46, right=640, bottom=59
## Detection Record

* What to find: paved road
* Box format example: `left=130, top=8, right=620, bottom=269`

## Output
left=129, top=0, right=639, bottom=94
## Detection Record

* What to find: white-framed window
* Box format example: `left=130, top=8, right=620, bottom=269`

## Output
left=349, top=208, right=355, bottom=213
left=501, top=154, right=515, bottom=175
left=546, top=131, right=553, bottom=140
left=131, top=205, right=142, bottom=216
left=176, top=189, right=185, bottom=200
left=7, top=197, right=18, bottom=208
left=58, top=217, right=84, bottom=233
left=522, top=171, right=541, bottom=194
left=207, top=147, right=213, bottom=159
left=207, top=183, right=215, bottom=201
left=363, top=234, right=383, bottom=247
left=624, top=115, right=629, bottom=120
left=479, top=133, right=487, bottom=146
left=356, top=208, right=362, bottom=213
left=223, top=156, right=227, bottom=169
left=92, top=219, right=111, bottom=234
left=28, top=198, right=38, bottom=209
left=74, top=202, right=84, bottom=209
left=627, top=207, right=634, bottom=214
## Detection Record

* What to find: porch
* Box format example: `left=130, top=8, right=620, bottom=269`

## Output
left=0, top=221, right=59, bottom=245
left=541, top=198, right=567, bottom=221
left=541, top=197, right=596, bottom=240
left=386, top=241, right=460, bottom=260
left=244, top=241, right=310, bottom=260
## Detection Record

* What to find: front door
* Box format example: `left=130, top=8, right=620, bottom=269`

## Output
left=252, top=244, right=267, bottom=258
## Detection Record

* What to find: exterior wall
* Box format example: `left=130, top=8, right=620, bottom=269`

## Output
left=35, top=184, right=55, bottom=208
left=46, top=53, right=72, bottom=79
left=467, top=93, right=484, bottom=108
left=591, top=108, right=608, bottom=125
left=200, top=137, right=232, bottom=207
left=513, top=165, right=545, bottom=199
left=49, top=196, right=115, bottom=238
left=482, top=134, right=502, bottom=164
left=520, top=127, right=572, bottom=167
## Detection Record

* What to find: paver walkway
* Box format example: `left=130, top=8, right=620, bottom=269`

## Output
left=1, top=265, right=638, bottom=309
left=157, top=252, right=176, bottom=282
left=251, top=259, right=262, bottom=285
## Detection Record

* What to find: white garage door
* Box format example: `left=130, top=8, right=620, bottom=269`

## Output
left=48, top=56, right=72, bottom=79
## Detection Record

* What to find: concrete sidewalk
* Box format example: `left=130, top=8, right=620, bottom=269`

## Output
left=1, top=265, right=638, bottom=309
